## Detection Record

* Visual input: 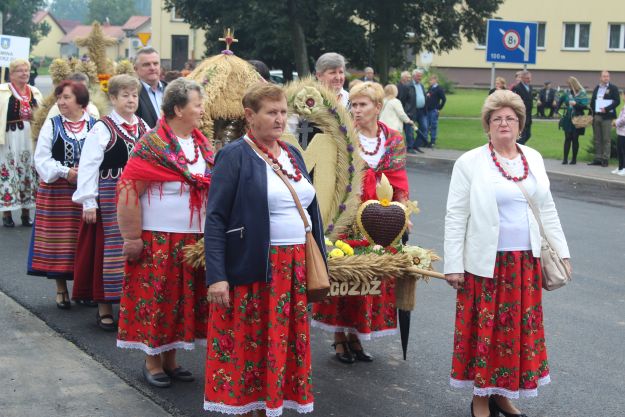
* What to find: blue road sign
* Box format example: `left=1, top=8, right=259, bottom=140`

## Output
left=486, top=20, right=538, bottom=64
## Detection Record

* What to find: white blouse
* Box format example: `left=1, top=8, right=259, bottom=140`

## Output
left=358, top=130, right=386, bottom=168
left=72, top=111, right=148, bottom=210
left=140, top=135, right=207, bottom=233
left=34, top=112, right=91, bottom=183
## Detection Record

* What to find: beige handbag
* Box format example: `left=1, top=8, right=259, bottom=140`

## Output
left=571, top=114, right=593, bottom=128
left=245, top=138, right=330, bottom=302
left=516, top=183, right=571, bottom=291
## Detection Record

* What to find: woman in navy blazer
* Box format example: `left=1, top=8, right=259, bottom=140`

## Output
left=203, top=83, right=325, bottom=416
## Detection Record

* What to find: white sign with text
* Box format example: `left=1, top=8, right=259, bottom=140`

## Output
left=0, top=35, right=31, bottom=68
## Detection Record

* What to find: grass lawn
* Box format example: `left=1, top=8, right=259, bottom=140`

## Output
left=442, top=89, right=488, bottom=117
left=37, top=66, right=50, bottom=76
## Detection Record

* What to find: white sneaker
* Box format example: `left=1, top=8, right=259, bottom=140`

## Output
left=611, top=168, right=620, bottom=174
left=618, top=169, right=625, bottom=176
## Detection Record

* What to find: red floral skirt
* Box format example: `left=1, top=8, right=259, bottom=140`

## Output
left=204, top=245, right=313, bottom=416
left=116, top=231, right=208, bottom=354
left=450, top=251, right=550, bottom=399
left=311, top=277, right=397, bottom=340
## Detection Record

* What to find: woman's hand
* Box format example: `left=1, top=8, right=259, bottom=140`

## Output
left=445, top=273, right=464, bottom=290
left=122, top=238, right=143, bottom=261
left=208, top=281, right=230, bottom=308
left=563, top=258, right=573, bottom=276
left=66, top=167, right=78, bottom=184
left=82, top=208, right=97, bottom=224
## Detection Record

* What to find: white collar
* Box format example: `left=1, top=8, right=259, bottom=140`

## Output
left=110, top=110, right=138, bottom=125
left=61, top=111, right=90, bottom=123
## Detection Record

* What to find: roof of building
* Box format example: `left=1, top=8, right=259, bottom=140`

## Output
left=121, top=15, right=150, bottom=31
left=59, top=24, right=125, bottom=44
left=58, top=19, right=82, bottom=34
left=33, top=10, right=68, bottom=33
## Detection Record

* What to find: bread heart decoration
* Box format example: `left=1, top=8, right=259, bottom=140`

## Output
left=357, top=174, right=409, bottom=247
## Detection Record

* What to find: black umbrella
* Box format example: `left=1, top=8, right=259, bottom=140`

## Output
left=398, top=309, right=411, bottom=360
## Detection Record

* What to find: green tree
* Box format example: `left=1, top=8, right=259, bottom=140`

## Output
left=1, top=0, right=50, bottom=47
left=87, top=0, right=136, bottom=26
left=50, top=0, right=90, bottom=24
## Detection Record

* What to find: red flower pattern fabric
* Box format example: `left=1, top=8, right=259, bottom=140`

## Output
left=204, top=245, right=313, bottom=417
left=450, top=251, right=550, bottom=399
left=116, top=231, right=208, bottom=354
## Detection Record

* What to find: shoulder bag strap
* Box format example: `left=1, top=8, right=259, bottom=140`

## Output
left=244, top=137, right=311, bottom=231
left=515, top=181, right=550, bottom=245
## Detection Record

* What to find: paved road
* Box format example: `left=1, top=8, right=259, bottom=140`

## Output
left=1, top=165, right=624, bottom=417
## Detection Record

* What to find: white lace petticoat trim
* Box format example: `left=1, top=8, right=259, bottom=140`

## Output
left=203, top=400, right=314, bottom=416
left=116, top=339, right=206, bottom=355
left=449, top=374, right=551, bottom=399
left=310, top=320, right=398, bottom=340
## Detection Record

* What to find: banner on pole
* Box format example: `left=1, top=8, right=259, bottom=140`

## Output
left=0, top=35, right=31, bottom=68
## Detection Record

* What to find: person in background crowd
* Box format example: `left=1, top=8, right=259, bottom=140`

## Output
left=135, top=47, right=167, bottom=128
left=0, top=59, right=42, bottom=227
left=380, top=84, right=414, bottom=134
left=425, top=74, right=446, bottom=148
left=537, top=81, right=557, bottom=118
left=489, top=76, right=507, bottom=95
left=313, top=82, right=410, bottom=365
left=399, top=69, right=428, bottom=153
left=180, top=61, right=195, bottom=77
left=558, top=77, right=589, bottom=165
left=612, top=90, right=625, bottom=176
left=204, top=82, right=324, bottom=416
left=361, top=66, right=375, bottom=82
left=348, top=79, right=363, bottom=91
left=445, top=90, right=570, bottom=417
left=511, top=70, right=533, bottom=144
left=508, top=71, right=522, bottom=90
left=315, top=52, right=349, bottom=109
left=116, top=78, right=213, bottom=388
left=46, top=72, right=100, bottom=120
left=397, top=70, right=419, bottom=153
left=589, top=70, right=620, bottom=167
left=164, top=71, right=182, bottom=83
left=28, top=80, right=96, bottom=309
left=28, top=58, right=38, bottom=86
left=248, top=59, right=271, bottom=82
left=72, top=74, right=149, bottom=331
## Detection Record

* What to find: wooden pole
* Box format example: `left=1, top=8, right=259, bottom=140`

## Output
left=408, top=266, right=446, bottom=280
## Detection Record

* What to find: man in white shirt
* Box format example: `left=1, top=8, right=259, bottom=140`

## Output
left=589, top=70, right=621, bottom=167
left=134, top=47, right=167, bottom=128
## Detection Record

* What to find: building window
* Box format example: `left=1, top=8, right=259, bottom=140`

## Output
left=171, top=7, right=184, bottom=22
left=608, top=23, right=625, bottom=50
left=563, top=23, right=590, bottom=50
left=537, top=22, right=546, bottom=49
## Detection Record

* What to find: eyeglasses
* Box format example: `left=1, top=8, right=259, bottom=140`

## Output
left=490, top=117, right=518, bottom=126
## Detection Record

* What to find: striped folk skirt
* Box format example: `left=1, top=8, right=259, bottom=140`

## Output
left=73, top=177, right=124, bottom=302
left=27, top=179, right=81, bottom=279
left=116, top=231, right=208, bottom=355
left=450, top=251, right=550, bottom=399
left=204, top=245, right=313, bottom=416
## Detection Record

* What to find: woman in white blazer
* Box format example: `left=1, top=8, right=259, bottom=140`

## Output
left=380, top=84, right=415, bottom=134
left=444, top=90, right=571, bottom=417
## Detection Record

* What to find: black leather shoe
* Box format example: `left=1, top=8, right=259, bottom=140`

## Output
left=96, top=311, right=117, bottom=332
left=472, top=401, right=491, bottom=417
left=587, top=159, right=602, bottom=166
left=142, top=363, right=171, bottom=388
left=164, top=366, right=194, bottom=382
left=570, top=159, right=576, bottom=165
left=76, top=299, right=98, bottom=307
left=489, top=397, right=527, bottom=417
left=56, top=291, right=71, bottom=310
left=348, top=340, right=373, bottom=362
left=415, top=147, right=425, bottom=153
left=331, top=342, right=355, bottom=364
left=561, top=160, right=568, bottom=165
left=3, top=216, right=15, bottom=228
left=20, top=215, right=33, bottom=227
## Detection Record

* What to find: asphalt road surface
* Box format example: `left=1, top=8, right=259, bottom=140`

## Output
left=1, top=165, right=624, bottom=417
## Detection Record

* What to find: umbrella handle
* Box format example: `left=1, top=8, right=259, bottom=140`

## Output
left=407, top=266, right=446, bottom=280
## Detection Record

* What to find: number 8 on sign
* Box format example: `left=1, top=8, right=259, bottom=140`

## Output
left=503, top=29, right=521, bottom=51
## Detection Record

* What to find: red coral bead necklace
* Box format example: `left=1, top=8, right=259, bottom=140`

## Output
left=489, top=141, right=529, bottom=182
left=248, top=132, right=302, bottom=182
left=358, top=125, right=382, bottom=156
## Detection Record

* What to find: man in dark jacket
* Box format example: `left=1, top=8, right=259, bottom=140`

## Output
left=537, top=81, right=557, bottom=118
left=134, top=47, right=167, bottom=128
left=511, top=70, right=533, bottom=144
left=399, top=69, right=428, bottom=152
left=425, top=74, right=446, bottom=147
left=589, top=70, right=621, bottom=167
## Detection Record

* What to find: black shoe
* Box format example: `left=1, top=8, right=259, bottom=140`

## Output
left=142, top=362, right=171, bottom=388
left=561, top=160, right=568, bottom=165
left=164, top=366, right=194, bottom=382
left=348, top=340, right=373, bottom=362
left=426, top=143, right=433, bottom=148
left=56, top=291, right=71, bottom=310
left=3, top=216, right=15, bottom=228
left=570, top=159, right=576, bottom=165
left=601, top=159, right=609, bottom=167
left=331, top=341, right=355, bottom=364
left=587, top=160, right=602, bottom=166
left=415, top=147, right=425, bottom=153
left=96, top=311, right=117, bottom=332
left=76, top=299, right=98, bottom=307
left=407, top=149, right=417, bottom=155
left=20, top=215, right=33, bottom=227
left=488, top=397, right=527, bottom=417
left=471, top=401, right=491, bottom=417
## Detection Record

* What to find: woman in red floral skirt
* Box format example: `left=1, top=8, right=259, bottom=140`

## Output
left=116, top=78, right=213, bottom=388
left=444, top=90, right=571, bottom=417
left=203, top=83, right=326, bottom=416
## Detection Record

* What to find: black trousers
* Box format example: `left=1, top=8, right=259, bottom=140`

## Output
left=517, top=120, right=532, bottom=144
left=563, top=130, right=580, bottom=163
left=617, top=135, right=625, bottom=170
